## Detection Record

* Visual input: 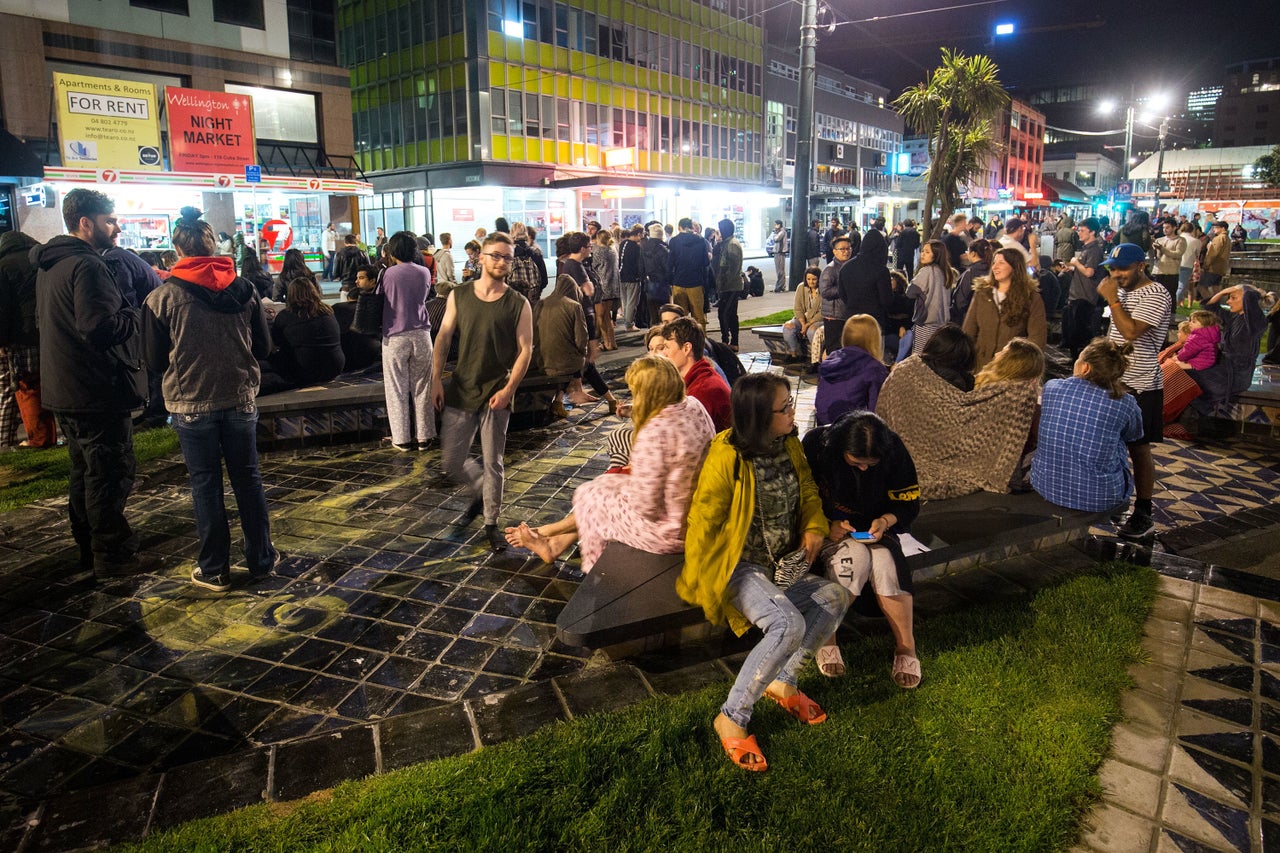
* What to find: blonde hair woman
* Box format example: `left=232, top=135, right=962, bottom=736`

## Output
left=973, top=337, right=1045, bottom=388
left=815, top=313, right=889, bottom=425
left=505, top=356, right=714, bottom=569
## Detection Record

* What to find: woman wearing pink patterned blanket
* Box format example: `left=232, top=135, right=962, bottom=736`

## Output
left=505, top=355, right=714, bottom=570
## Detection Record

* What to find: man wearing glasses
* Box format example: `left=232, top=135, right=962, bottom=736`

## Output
left=431, top=232, right=535, bottom=551
left=819, top=235, right=855, bottom=359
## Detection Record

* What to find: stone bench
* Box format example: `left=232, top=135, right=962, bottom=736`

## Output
left=750, top=324, right=792, bottom=363
left=255, top=368, right=577, bottom=449
left=555, top=490, right=1109, bottom=652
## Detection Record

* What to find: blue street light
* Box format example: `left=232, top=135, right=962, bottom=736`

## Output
left=994, top=22, right=1015, bottom=36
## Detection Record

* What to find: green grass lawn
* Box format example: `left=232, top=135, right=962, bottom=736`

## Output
left=739, top=309, right=794, bottom=327
left=0, top=427, right=180, bottom=513
left=120, top=561, right=1155, bottom=853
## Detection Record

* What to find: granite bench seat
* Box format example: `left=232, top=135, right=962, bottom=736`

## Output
left=555, top=490, right=1109, bottom=650
left=750, top=324, right=792, bottom=364
left=254, top=368, right=578, bottom=448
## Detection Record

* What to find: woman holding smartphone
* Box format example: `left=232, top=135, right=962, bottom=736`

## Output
left=802, top=410, right=922, bottom=688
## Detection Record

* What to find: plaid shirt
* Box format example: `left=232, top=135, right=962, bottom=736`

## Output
left=1031, top=377, right=1143, bottom=512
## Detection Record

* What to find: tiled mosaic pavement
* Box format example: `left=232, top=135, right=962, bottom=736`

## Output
left=0, top=335, right=1278, bottom=848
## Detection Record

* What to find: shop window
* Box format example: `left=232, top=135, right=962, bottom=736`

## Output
left=226, top=84, right=319, bottom=144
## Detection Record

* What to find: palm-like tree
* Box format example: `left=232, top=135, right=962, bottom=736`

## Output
left=894, top=49, right=1009, bottom=240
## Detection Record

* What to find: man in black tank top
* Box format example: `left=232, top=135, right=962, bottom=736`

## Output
left=431, top=232, right=535, bottom=551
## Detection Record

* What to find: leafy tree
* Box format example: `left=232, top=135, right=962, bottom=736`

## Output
left=1254, top=145, right=1280, bottom=187
left=894, top=49, right=1009, bottom=240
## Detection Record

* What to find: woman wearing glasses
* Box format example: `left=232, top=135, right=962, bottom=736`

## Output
left=678, top=373, right=851, bottom=772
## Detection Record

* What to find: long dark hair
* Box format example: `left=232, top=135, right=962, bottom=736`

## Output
left=729, top=373, right=793, bottom=459
left=920, top=323, right=975, bottom=377
left=280, top=249, right=316, bottom=286
left=820, top=410, right=898, bottom=469
left=284, top=277, right=332, bottom=319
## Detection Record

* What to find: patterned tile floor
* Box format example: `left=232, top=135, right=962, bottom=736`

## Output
left=0, top=340, right=1277, bottom=843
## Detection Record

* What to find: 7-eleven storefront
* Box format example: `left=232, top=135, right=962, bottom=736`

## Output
left=22, top=168, right=372, bottom=273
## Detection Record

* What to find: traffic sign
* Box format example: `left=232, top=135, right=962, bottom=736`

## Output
left=245, top=165, right=261, bottom=184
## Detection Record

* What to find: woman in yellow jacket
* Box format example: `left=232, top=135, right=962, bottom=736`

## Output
left=677, top=373, right=851, bottom=772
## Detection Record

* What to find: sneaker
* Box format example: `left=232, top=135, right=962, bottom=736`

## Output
left=484, top=524, right=508, bottom=552
left=1117, top=513, right=1155, bottom=541
left=393, top=442, right=416, bottom=452
left=191, top=567, right=231, bottom=592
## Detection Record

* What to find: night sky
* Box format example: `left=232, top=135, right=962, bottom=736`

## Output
left=765, top=0, right=1280, bottom=100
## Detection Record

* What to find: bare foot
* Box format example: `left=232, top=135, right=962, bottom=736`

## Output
left=521, top=525, right=576, bottom=564
left=567, top=392, right=599, bottom=406
left=504, top=523, right=533, bottom=549
left=763, top=679, right=797, bottom=702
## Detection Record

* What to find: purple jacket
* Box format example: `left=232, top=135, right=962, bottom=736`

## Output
left=815, top=345, right=889, bottom=425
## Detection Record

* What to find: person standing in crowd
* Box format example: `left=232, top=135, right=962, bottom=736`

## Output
left=142, top=207, right=276, bottom=592
left=591, top=228, right=621, bottom=352
left=1097, top=243, right=1172, bottom=540
left=508, top=222, right=548, bottom=309
left=1176, top=222, right=1202, bottom=308
left=805, top=219, right=821, bottom=269
left=431, top=232, right=534, bottom=552
left=770, top=219, right=789, bottom=292
left=668, top=218, right=710, bottom=327
left=819, top=234, right=855, bottom=357
left=373, top=226, right=388, bottom=260
left=943, top=212, right=972, bottom=270
left=822, top=215, right=844, bottom=264
left=1201, top=220, right=1231, bottom=296
left=380, top=232, right=436, bottom=451
left=639, top=223, right=671, bottom=328
left=895, top=219, right=921, bottom=279
left=332, top=234, right=368, bottom=295
left=997, top=217, right=1035, bottom=271
left=906, top=239, right=956, bottom=356
left=951, top=238, right=993, bottom=325
left=678, top=372, right=851, bottom=772
left=1062, top=217, right=1107, bottom=361
left=1, top=231, right=57, bottom=449
left=322, top=222, right=338, bottom=280
left=34, top=188, right=155, bottom=576
left=433, top=233, right=457, bottom=292
left=1054, top=215, right=1078, bottom=266
left=1151, top=218, right=1186, bottom=313
left=557, top=232, right=620, bottom=412
left=961, top=247, right=1047, bottom=370
left=838, top=228, right=893, bottom=362
left=715, top=219, right=744, bottom=352
left=617, top=224, right=644, bottom=332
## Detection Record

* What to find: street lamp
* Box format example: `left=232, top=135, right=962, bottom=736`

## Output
left=788, top=0, right=818, bottom=291
left=1099, top=93, right=1168, bottom=182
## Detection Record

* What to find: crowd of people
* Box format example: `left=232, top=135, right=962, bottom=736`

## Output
left=3, top=187, right=1280, bottom=776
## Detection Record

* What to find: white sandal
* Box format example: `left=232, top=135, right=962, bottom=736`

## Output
left=816, top=645, right=845, bottom=678
left=892, top=654, right=922, bottom=689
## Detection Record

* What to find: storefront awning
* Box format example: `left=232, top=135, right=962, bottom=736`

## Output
left=1041, top=177, right=1091, bottom=205
left=1, top=130, right=44, bottom=179
left=41, top=167, right=372, bottom=195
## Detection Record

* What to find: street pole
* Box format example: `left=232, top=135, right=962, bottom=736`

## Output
left=1152, top=116, right=1169, bottom=216
left=1121, top=105, right=1135, bottom=182
left=789, top=0, right=817, bottom=291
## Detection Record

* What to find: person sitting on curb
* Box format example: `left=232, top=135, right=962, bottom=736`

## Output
left=815, top=314, right=889, bottom=426
left=804, top=411, right=922, bottom=687
left=1032, top=337, right=1142, bottom=513
left=678, top=372, right=852, bottom=772
left=504, top=356, right=713, bottom=567
left=659, top=317, right=731, bottom=431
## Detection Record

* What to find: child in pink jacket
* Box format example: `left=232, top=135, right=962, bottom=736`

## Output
left=1172, top=310, right=1221, bottom=371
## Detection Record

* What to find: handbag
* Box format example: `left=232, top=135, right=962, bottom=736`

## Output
left=350, top=281, right=384, bottom=336
left=755, top=489, right=810, bottom=590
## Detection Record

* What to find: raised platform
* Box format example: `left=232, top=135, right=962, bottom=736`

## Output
left=555, top=489, right=1109, bottom=651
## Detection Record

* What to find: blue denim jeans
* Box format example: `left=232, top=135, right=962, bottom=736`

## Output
left=721, top=561, right=851, bottom=728
left=172, top=404, right=276, bottom=578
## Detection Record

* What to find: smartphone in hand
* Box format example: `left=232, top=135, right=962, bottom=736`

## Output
left=849, top=531, right=876, bottom=542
